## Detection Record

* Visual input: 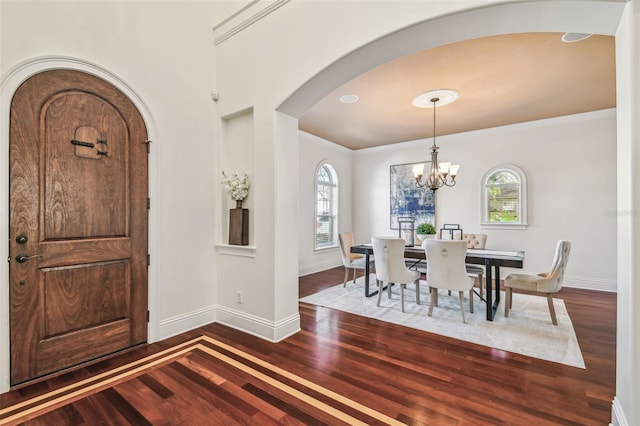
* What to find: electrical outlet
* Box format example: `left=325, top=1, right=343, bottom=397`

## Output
left=237, top=291, right=243, bottom=304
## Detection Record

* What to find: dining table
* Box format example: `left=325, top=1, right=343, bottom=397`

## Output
left=350, top=244, right=525, bottom=321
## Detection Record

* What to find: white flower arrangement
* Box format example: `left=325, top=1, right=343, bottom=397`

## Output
left=221, top=171, right=250, bottom=201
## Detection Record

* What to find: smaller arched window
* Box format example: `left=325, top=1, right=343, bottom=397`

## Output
left=315, top=163, right=338, bottom=249
left=481, top=164, right=527, bottom=229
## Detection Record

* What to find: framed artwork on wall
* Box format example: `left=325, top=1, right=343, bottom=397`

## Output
left=390, top=161, right=436, bottom=230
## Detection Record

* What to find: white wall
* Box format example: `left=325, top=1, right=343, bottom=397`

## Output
left=353, top=110, right=617, bottom=291
left=299, top=109, right=617, bottom=291
left=298, top=131, right=354, bottom=276
left=1, top=0, right=220, bottom=391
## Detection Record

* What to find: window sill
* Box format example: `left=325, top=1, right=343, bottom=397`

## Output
left=314, top=245, right=339, bottom=254
left=481, top=223, right=528, bottom=230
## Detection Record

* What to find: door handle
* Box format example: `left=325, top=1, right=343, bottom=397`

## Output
left=15, top=254, right=41, bottom=263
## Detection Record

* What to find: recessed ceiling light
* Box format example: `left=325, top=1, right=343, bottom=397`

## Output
left=412, top=89, right=459, bottom=108
left=561, top=32, right=592, bottom=43
left=339, top=94, right=359, bottom=104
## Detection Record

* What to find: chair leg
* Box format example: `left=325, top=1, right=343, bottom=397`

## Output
left=388, top=282, right=392, bottom=298
left=469, top=289, right=474, bottom=313
left=478, top=273, right=484, bottom=298
left=504, top=287, right=511, bottom=317
left=352, top=267, right=357, bottom=284
left=458, top=291, right=467, bottom=323
left=377, top=280, right=383, bottom=307
left=547, top=294, right=558, bottom=325
left=343, top=267, right=349, bottom=287
left=428, top=288, right=436, bottom=316
left=415, top=279, right=420, bottom=305
left=400, top=284, right=405, bottom=313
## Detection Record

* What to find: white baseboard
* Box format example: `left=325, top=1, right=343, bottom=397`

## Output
left=611, top=396, right=629, bottom=426
left=216, top=305, right=300, bottom=342
left=563, top=275, right=617, bottom=292
left=157, top=303, right=301, bottom=344
left=157, top=304, right=301, bottom=344
left=157, top=305, right=217, bottom=341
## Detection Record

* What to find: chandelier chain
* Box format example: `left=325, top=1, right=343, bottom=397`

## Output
left=413, top=95, right=458, bottom=190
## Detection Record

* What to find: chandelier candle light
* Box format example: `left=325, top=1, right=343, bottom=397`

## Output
left=412, top=89, right=460, bottom=190
left=221, top=171, right=250, bottom=245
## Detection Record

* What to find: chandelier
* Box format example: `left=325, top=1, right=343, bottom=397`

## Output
left=411, top=90, right=460, bottom=190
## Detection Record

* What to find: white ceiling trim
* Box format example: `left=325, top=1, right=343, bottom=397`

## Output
left=213, top=0, right=291, bottom=46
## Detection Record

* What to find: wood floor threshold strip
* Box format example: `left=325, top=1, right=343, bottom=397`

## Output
left=196, top=337, right=402, bottom=425
left=0, top=337, right=203, bottom=424
left=199, top=335, right=403, bottom=425
left=1, top=336, right=403, bottom=425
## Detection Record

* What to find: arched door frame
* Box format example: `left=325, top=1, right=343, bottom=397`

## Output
left=0, top=56, right=161, bottom=393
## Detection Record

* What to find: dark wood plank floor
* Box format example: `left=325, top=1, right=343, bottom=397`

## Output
left=1, top=266, right=616, bottom=425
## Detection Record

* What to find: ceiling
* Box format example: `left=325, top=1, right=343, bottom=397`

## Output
left=298, top=32, right=616, bottom=151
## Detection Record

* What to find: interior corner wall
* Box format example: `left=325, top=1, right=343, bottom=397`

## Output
left=1, top=0, right=219, bottom=354
left=298, top=131, right=354, bottom=276
left=353, top=110, right=617, bottom=292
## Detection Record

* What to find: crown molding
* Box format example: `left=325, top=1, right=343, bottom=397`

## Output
left=213, top=0, right=291, bottom=46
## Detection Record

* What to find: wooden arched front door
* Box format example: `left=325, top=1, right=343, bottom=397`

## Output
left=9, top=69, right=149, bottom=385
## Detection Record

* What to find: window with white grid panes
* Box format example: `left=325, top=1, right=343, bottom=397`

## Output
left=315, top=164, right=338, bottom=249
left=482, top=165, right=527, bottom=229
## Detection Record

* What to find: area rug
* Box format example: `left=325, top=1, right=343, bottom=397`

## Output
left=300, top=276, right=585, bottom=369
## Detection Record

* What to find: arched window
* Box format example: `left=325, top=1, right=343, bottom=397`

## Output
left=315, top=163, right=338, bottom=249
left=481, top=164, right=527, bottom=229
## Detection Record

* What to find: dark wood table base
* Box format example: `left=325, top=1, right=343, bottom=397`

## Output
left=351, top=244, right=524, bottom=321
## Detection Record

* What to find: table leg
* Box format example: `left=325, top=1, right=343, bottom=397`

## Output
left=484, top=261, right=502, bottom=321
left=485, top=260, right=494, bottom=321
left=364, top=253, right=379, bottom=297
left=494, top=265, right=501, bottom=312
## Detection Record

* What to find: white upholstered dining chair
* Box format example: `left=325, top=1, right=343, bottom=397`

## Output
left=504, top=240, right=571, bottom=325
left=371, top=237, right=421, bottom=313
left=338, top=232, right=373, bottom=287
left=425, top=239, right=475, bottom=323
left=462, top=233, right=488, bottom=298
